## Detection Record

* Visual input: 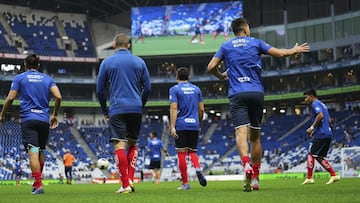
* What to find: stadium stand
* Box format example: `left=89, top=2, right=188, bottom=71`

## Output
left=0, top=7, right=95, bottom=57
left=0, top=1, right=360, bottom=183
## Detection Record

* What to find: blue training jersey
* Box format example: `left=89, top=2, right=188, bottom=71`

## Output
left=96, top=49, right=151, bottom=116
left=147, top=138, right=164, bottom=161
left=169, top=82, right=203, bottom=131
left=214, top=36, right=272, bottom=96
left=10, top=70, right=56, bottom=123
left=311, top=99, right=333, bottom=139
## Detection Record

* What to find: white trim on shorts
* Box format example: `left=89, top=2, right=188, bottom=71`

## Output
left=234, top=123, right=261, bottom=130
left=110, top=138, right=128, bottom=142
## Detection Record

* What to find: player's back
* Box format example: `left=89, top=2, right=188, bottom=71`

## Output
left=148, top=139, right=163, bottom=160
left=170, top=82, right=202, bottom=131
left=101, top=49, right=150, bottom=114
left=13, top=70, right=54, bottom=123
left=63, top=154, right=75, bottom=167
left=217, top=36, right=272, bottom=95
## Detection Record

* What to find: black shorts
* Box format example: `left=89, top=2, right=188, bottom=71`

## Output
left=64, top=166, right=73, bottom=177
left=149, top=160, right=161, bottom=169
left=229, top=92, right=264, bottom=129
left=309, top=138, right=331, bottom=158
left=21, top=120, right=49, bottom=150
left=175, top=130, right=199, bottom=151
left=108, top=114, right=142, bottom=142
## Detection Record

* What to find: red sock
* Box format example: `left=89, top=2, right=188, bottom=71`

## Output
left=177, top=151, right=188, bottom=184
left=320, top=159, right=336, bottom=176
left=241, top=156, right=251, bottom=167
left=114, top=149, right=129, bottom=187
left=252, top=163, right=261, bottom=178
left=307, top=155, right=315, bottom=179
left=40, top=162, right=45, bottom=173
left=188, top=151, right=200, bottom=169
left=32, top=171, right=42, bottom=188
left=127, top=146, right=138, bottom=182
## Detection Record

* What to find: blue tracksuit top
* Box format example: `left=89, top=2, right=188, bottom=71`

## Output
left=96, top=49, right=151, bottom=116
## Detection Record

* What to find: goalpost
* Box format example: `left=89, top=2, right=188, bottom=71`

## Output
left=340, top=146, right=360, bottom=178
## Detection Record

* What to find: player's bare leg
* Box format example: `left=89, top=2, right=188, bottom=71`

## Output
left=235, top=125, right=253, bottom=192
left=199, top=34, right=205, bottom=44
left=113, top=140, right=132, bottom=194
left=155, top=169, right=161, bottom=184
left=28, top=146, right=44, bottom=194
left=302, top=154, right=315, bottom=185
left=250, top=127, right=261, bottom=190
left=316, top=157, right=340, bottom=184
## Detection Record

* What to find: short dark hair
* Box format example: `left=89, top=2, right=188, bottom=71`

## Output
left=24, top=54, right=40, bottom=69
left=151, top=131, right=157, bottom=137
left=231, top=18, right=249, bottom=35
left=303, top=88, right=317, bottom=97
left=176, top=67, right=189, bottom=81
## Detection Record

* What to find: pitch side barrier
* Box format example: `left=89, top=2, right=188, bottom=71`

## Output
left=204, top=172, right=341, bottom=181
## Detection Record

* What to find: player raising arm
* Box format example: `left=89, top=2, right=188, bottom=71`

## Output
left=207, top=18, right=309, bottom=192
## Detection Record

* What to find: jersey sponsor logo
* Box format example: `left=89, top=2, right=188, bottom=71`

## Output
left=184, top=118, right=196, bottom=123
left=181, top=86, right=195, bottom=94
left=27, top=74, right=44, bottom=82
left=237, top=77, right=250, bottom=82
left=30, top=109, right=43, bottom=113
left=232, top=38, right=249, bottom=47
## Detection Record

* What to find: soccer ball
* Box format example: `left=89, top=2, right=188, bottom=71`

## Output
left=190, top=39, right=199, bottom=44
left=97, top=158, right=109, bottom=170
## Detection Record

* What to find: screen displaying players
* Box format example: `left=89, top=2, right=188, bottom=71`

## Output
left=131, top=1, right=243, bottom=56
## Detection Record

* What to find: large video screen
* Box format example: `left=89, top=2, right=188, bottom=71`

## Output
left=131, top=1, right=243, bottom=56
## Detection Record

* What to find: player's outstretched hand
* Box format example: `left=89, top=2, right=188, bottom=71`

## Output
left=294, top=42, right=310, bottom=54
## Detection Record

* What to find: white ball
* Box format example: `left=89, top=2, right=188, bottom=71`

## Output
left=191, top=39, right=199, bottom=44
left=97, top=158, right=109, bottom=170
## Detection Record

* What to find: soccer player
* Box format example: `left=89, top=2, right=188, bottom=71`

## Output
left=134, top=20, right=145, bottom=44
left=63, top=149, right=76, bottom=184
left=302, top=88, right=340, bottom=185
left=169, top=67, right=207, bottom=190
left=0, top=53, right=62, bottom=195
left=96, top=33, right=151, bottom=194
left=189, top=18, right=205, bottom=44
left=213, top=22, right=229, bottom=41
left=14, top=159, right=23, bottom=186
left=207, top=18, right=310, bottom=192
left=147, top=131, right=169, bottom=184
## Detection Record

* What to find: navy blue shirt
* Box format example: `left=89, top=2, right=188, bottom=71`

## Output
left=311, top=99, right=333, bottom=139
left=10, top=70, right=56, bottom=123
left=96, top=49, right=151, bottom=116
left=169, top=82, right=203, bottom=131
left=214, top=36, right=272, bottom=96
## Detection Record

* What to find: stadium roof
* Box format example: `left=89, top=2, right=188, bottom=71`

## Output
left=0, top=0, right=234, bottom=27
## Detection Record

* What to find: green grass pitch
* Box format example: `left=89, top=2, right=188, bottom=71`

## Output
left=131, top=34, right=234, bottom=56
left=1, top=179, right=359, bottom=203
